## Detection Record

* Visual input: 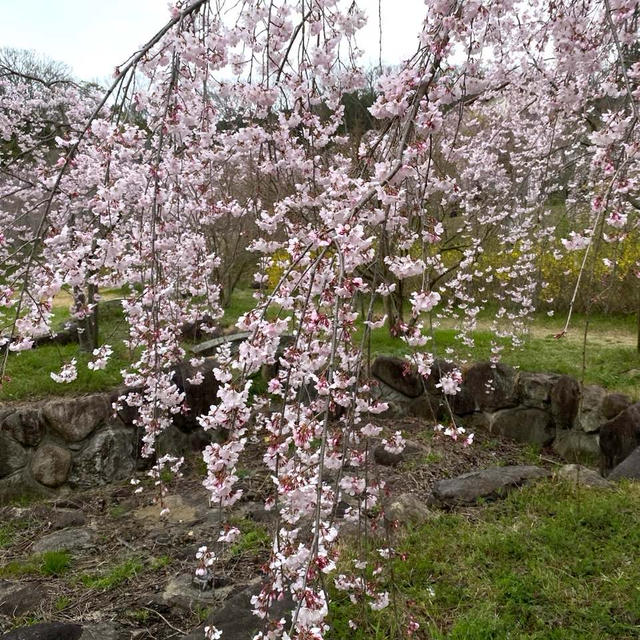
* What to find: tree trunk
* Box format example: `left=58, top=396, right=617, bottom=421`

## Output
left=73, top=284, right=99, bottom=352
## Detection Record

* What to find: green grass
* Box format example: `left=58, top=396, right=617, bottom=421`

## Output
left=328, top=479, right=640, bottom=639
left=149, top=555, right=171, bottom=570
left=362, top=313, right=640, bottom=397
left=0, top=550, right=72, bottom=578
left=80, top=557, right=143, bottom=591
left=0, top=296, right=129, bottom=401
left=228, top=519, right=271, bottom=558
left=2, top=286, right=638, bottom=400
left=40, top=550, right=72, bottom=575
left=0, top=520, right=29, bottom=548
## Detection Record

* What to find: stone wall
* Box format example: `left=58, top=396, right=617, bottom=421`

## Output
left=0, top=390, right=136, bottom=501
left=2, top=352, right=638, bottom=502
left=371, top=356, right=637, bottom=468
left=0, top=358, right=221, bottom=503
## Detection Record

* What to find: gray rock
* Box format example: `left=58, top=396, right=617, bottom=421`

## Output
left=68, top=426, right=136, bottom=488
left=577, top=385, right=606, bottom=433
left=32, top=526, right=94, bottom=553
left=373, top=444, right=403, bottom=466
left=556, top=464, right=613, bottom=488
left=384, top=493, right=434, bottom=524
left=0, top=472, right=53, bottom=505
left=48, top=508, right=86, bottom=530
left=462, top=362, right=517, bottom=411
left=190, top=332, right=251, bottom=357
left=371, top=381, right=438, bottom=419
left=602, top=393, right=632, bottom=420
left=0, top=580, right=47, bottom=616
left=371, top=356, right=424, bottom=398
left=609, top=446, right=640, bottom=480
left=490, top=407, right=554, bottom=446
left=422, top=359, right=475, bottom=415
left=160, top=573, right=232, bottom=612
left=599, top=403, right=640, bottom=475
left=171, top=361, right=220, bottom=432
left=78, top=623, right=123, bottom=640
left=432, top=465, right=550, bottom=506
left=31, top=444, right=71, bottom=487
left=550, top=375, right=580, bottom=429
left=423, top=359, right=459, bottom=394
left=1, top=622, right=82, bottom=640
left=516, top=371, right=558, bottom=409
left=553, top=430, right=600, bottom=462
left=42, top=394, right=110, bottom=442
left=185, top=579, right=294, bottom=640
left=0, top=433, right=27, bottom=478
left=457, top=412, right=492, bottom=432
left=155, top=424, right=217, bottom=458
left=2, top=409, right=44, bottom=447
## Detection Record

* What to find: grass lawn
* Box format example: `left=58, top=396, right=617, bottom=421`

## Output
left=1, top=288, right=639, bottom=401
left=366, top=322, right=640, bottom=399
left=329, top=479, right=640, bottom=639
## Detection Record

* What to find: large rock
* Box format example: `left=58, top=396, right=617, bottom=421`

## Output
left=371, top=356, right=424, bottom=398
left=184, top=580, right=294, bottom=640
left=461, top=362, right=517, bottom=411
left=373, top=444, right=404, bottom=466
left=432, top=465, right=550, bottom=506
left=553, top=430, right=600, bottom=462
left=47, top=508, right=86, bottom=530
left=602, top=393, right=632, bottom=420
left=180, top=314, right=220, bottom=341
left=68, top=426, right=136, bottom=488
left=608, top=446, right=640, bottom=480
left=423, top=359, right=459, bottom=395
left=0, top=472, right=53, bottom=505
left=0, top=433, right=27, bottom=478
left=155, top=424, right=217, bottom=458
left=160, top=573, right=231, bottom=612
left=577, top=385, right=606, bottom=433
left=457, top=412, right=492, bottom=433
left=0, top=580, right=47, bottom=616
left=550, top=375, right=580, bottom=429
left=2, top=409, right=44, bottom=447
left=490, top=407, right=554, bottom=446
left=384, top=493, right=434, bottom=524
left=42, top=394, right=110, bottom=442
left=372, top=380, right=441, bottom=419
left=32, top=527, right=94, bottom=554
left=1, top=623, right=82, bottom=640
left=599, top=403, right=640, bottom=475
left=31, top=444, right=71, bottom=487
left=78, top=624, right=123, bottom=640
left=516, top=372, right=558, bottom=409
left=556, top=464, right=613, bottom=488
left=423, top=359, right=475, bottom=415
left=190, top=332, right=251, bottom=358
left=172, top=360, right=219, bottom=432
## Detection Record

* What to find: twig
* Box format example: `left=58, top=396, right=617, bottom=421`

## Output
left=142, top=607, right=188, bottom=635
